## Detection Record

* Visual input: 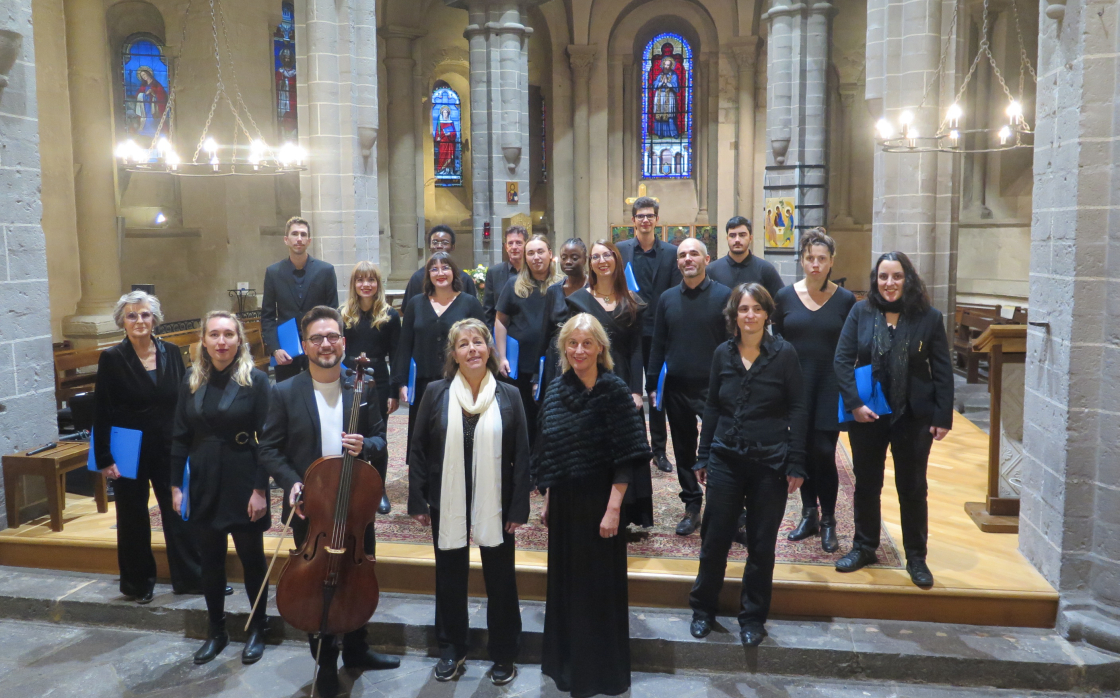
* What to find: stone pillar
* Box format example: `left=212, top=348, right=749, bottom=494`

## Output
left=832, top=83, right=857, bottom=226
left=380, top=26, right=423, bottom=282
left=0, top=0, right=58, bottom=526
left=621, top=56, right=635, bottom=222
left=608, top=55, right=624, bottom=226
left=1018, top=0, right=1120, bottom=655
left=730, top=36, right=760, bottom=226
left=296, top=0, right=381, bottom=293
left=762, top=0, right=835, bottom=281
left=61, top=0, right=123, bottom=344
left=567, top=44, right=595, bottom=244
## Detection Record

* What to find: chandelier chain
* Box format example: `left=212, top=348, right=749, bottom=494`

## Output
left=147, top=0, right=195, bottom=152
left=217, top=0, right=269, bottom=146
left=917, top=0, right=959, bottom=112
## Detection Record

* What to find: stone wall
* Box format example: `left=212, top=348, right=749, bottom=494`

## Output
left=0, top=0, right=61, bottom=527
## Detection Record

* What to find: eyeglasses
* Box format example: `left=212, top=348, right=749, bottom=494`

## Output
left=125, top=311, right=153, bottom=322
left=430, top=240, right=453, bottom=249
left=308, top=333, right=342, bottom=346
left=590, top=252, right=614, bottom=262
left=634, top=214, right=657, bottom=221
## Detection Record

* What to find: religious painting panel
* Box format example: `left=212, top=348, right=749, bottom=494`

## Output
left=694, top=226, right=717, bottom=252
left=432, top=83, right=463, bottom=187
left=274, top=1, right=297, bottom=141
left=612, top=226, right=634, bottom=243
left=664, top=225, right=691, bottom=246
left=121, top=34, right=169, bottom=138
left=640, top=33, right=693, bottom=179
left=764, top=198, right=796, bottom=250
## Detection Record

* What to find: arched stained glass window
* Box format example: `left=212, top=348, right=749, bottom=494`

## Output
left=641, top=33, right=693, bottom=178
left=122, top=35, right=169, bottom=137
left=432, top=82, right=463, bottom=187
left=274, top=1, right=297, bottom=141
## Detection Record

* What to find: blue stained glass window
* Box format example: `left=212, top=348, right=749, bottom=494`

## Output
left=122, top=36, right=169, bottom=138
left=274, top=2, right=297, bottom=141
left=641, top=33, right=693, bottom=179
left=432, top=84, right=463, bottom=187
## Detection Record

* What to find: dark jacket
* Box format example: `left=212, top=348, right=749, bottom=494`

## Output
left=483, top=261, right=518, bottom=327
left=402, top=267, right=478, bottom=312
left=616, top=236, right=683, bottom=336
left=834, top=301, right=955, bottom=430
left=261, top=255, right=339, bottom=354
left=93, top=337, right=186, bottom=475
left=169, top=367, right=272, bottom=532
left=257, top=370, right=387, bottom=494
left=407, top=377, right=532, bottom=524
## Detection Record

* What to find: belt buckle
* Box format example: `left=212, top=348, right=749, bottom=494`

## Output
left=235, top=431, right=250, bottom=445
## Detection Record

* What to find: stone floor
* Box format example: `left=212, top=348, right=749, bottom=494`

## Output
left=1, top=618, right=1113, bottom=698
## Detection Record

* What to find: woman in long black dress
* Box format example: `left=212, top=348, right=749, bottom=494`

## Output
left=535, top=313, right=651, bottom=697
left=532, top=238, right=587, bottom=402
left=565, top=240, right=652, bottom=528
left=342, top=260, right=400, bottom=513
left=170, top=311, right=271, bottom=665
left=393, top=252, right=486, bottom=459
left=773, top=228, right=856, bottom=552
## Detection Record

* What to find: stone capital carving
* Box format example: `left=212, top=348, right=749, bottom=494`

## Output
left=762, top=3, right=807, bottom=21
left=0, top=30, right=22, bottom=100
left=727, top=36, right=761, bottom=71
left=378, top=25, right=426, bottom=41
left=567, top=44, right=598, bottom=80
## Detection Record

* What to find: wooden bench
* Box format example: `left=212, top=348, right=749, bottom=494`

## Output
left=954, top=305, right=1028, bottom=383
left=53, top=347, right=106, bottom=409
left=3, top=442, right=108, bottom=531
left=158, top=321, right=269, bottom=371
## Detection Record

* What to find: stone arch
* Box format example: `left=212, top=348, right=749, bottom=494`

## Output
left=593, top=0, right=725, bottom=52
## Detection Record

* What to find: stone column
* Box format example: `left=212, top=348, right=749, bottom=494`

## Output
left=380, top=26, right=424, bottom=282
left=832, top=83, right=857, bottom=226
left=621, top=56, right=635, bottom=222
left=730, top=36, right=760, bottom=226
left=1018, top=0, right=1120, bottom=655
left=61, top=0, right=123, bottom=344
left=608, top=55, right=624, bottom=226
left=567, top=44, right=595, bottom=244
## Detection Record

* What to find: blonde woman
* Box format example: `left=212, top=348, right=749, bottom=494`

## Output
left=342, top=261, right=401, bottom=514
left=495, top=234, right=563, bottom=445
left=408, top=319, right=531, bottom=685
left=170, top=311, right=272, bottom=665
left=534, top=313, right=652, bottom=697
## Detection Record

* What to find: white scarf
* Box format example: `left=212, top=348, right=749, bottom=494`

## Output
left=439, top=370, right=504, bottom=550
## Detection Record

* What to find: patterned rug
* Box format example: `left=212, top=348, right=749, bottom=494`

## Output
left=152, top=414, right=903, bottom=568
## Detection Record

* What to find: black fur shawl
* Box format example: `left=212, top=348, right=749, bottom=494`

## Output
left=533, top=369, right=652, bottom=491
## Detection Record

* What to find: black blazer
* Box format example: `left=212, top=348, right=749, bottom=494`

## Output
left=169, top=368, right=272, bottom=532
left=834, top=301, right=955, bottom=430
left=482, top=261, right=517, bottom=326
left=407, top=378, right=531, bottom=525
left=261, top=255, right=340, bottom=354
left=257, top=370, right=387, bottom=494
left=616, top=236, right=683, bottom=335
left=92, top=337, right=186, bottom=475
left=402, top=267, right=478, bottom=313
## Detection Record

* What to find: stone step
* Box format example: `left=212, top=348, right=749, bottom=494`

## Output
left=0, top=566, right=1116, bottom=693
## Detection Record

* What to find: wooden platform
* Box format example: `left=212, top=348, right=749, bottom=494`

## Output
left=0, top=412, right=1057, bottom=628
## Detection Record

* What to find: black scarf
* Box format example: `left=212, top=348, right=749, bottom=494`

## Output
left=871, top=308, right=910, bottom=423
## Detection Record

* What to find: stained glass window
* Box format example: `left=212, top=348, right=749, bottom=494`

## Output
left=274, top=1, right=297, bottom=141
left=121, top=35, right=169, bottom=138
left=640, top=33, right=693, bottom=179
left=432, top=83, right=463, bottom=187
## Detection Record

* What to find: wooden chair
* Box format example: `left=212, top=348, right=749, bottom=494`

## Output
left=53, top=347, right=106, bottom=409
left=242, top=323, right=271, bottom=371
left=3, top=442, right=108, bottom=531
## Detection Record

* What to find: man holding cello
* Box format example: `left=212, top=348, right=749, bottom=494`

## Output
left=259, top=305, right=400, bottom=698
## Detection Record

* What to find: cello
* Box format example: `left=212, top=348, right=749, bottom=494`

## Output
left=274, top=353, right=384, bottom=636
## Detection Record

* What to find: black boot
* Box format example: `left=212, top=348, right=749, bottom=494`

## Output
left=819, top=514, right=839, bottom=553
left=787, top=507, right=820, bottom=541
left=242, top=615, right=267, bottom=665
left=378, top=493, right=391, bottom=515
left=194, top=617, right=229, bottom=664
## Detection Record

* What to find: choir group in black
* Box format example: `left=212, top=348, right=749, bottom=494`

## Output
left=90, top=203, right=953, bottom=698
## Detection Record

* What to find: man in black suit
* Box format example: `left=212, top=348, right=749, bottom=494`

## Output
left=706, top=216, right=785, bottom=298
left=258, top=306, right=399, bottom=698
left=482, top=224, right=527, bottom=327
left=616, top=196, right=681, bottom=474
left=401, top=225, right=477, bottom=310
left=261, top=217, right=340, bottom=382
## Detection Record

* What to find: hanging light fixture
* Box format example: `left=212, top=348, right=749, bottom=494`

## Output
left=876, top=0, right=1037, bottom=154
left=116, top=0, right=306, bottom=176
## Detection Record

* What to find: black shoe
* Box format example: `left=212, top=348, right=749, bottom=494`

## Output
left=740, top=626, right=767, bottom=647
left=787, top=507, right=820, bottom=541
left=342, top=648, right=400, bottom=670
left=314, top=665, right=340, bottom=698
left=655, top=454, right=673, bottom=473
left=194, top=623, right=229, bottom=664
left=675, top=510, right=700, bottom=536
left=820, top=515, right=839, bottom=553
left=225, top=585, right=234, bottom=596
left=733, top=525, right=748, bottom=547
left=689, top=616, right=711, bottom=639
left=434, top=656, right=465, bottom=682
left=490, top=662, right=517, bottom=686
left=835, top=547, right=878, bottom=572
left=907, top=558, right=934, bottom=588
left=136, top=590, right=154, bottom=605
left=173, top=585, right=233, bottom=596
left=241, top=622, right=267, bottom=665
left=378, top=493, right=391, bottom=515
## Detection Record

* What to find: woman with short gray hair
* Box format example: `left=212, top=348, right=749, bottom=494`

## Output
left=93, top=291, right=204, bottom=603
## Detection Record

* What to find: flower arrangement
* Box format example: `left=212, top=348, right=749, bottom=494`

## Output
left=471, top=264, right=488, bottom=299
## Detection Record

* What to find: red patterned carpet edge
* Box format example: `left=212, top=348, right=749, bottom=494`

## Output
left=151, top=414, right=903, bottom=568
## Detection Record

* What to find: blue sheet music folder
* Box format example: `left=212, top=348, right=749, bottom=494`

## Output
left=838, top=365, right=893, bottom=423
left=624, top=262, right=640, bottom=294
left=506, top=337, right=520, bottom=380
left=270, top=317, right=305, bottom=366
left=655, top=363, right=668, bottom=410
left=86, top=426, right=143, bottom=479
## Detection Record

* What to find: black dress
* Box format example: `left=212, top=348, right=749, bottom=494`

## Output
left=533, top=281, right=584, bottom=398
left=344, top=307, right=401, bottom=440
left=496, top=278, right=550, bottom=445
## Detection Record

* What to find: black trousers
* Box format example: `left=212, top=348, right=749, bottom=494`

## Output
left=798, top=428, right=841, bottom=516
left=509, top=373, right=539, bottom=450
left=430, top=512, right=522, bottom=664
left=641, top=335, right=668, bottom=457
left=663, top=377, right=706, bottom=512
left=847, top=414, right=933, bottom=560
left=195, top=526, right=268, bottom=627
left=689, top=458, right=788, bottom=629
left=405, top=377, right=434, bottom=464
left=274, top=355, right=308, bottom=383
left=113, top=462, right=202, bottom=597
left=374, top=382, right=391, bottom=443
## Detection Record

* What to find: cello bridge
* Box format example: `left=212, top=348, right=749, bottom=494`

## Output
left=325, top=546, right=347, bottom=554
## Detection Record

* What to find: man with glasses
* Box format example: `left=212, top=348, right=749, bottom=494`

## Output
left=616, top=196, right=681, bottom=474
left=259, top=305, right=399, bottom=698
left=482, top=225, right=527, bottom=327
left=707, top=216, right=784, bottom=299
left=262, top=216, right=340, bottom=382
left=401, top=225, right=477, bottom=310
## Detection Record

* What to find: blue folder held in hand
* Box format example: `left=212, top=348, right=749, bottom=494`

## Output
left=506, top=337, right=520, bottom=380
left=269, top=317, right=305, bottom=366
left=86, top=426, right=143, bottom=479
left=180, top=459, right=191, bottom=521
left=534, top=355, right=546, bottom=401
left=407, top=358, right=417, bottom=404
left=655, top=363, right=668, bottom=410
left=838, top=365, right=893, bottom=423
left=624, top=262, right=640, bottom=294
